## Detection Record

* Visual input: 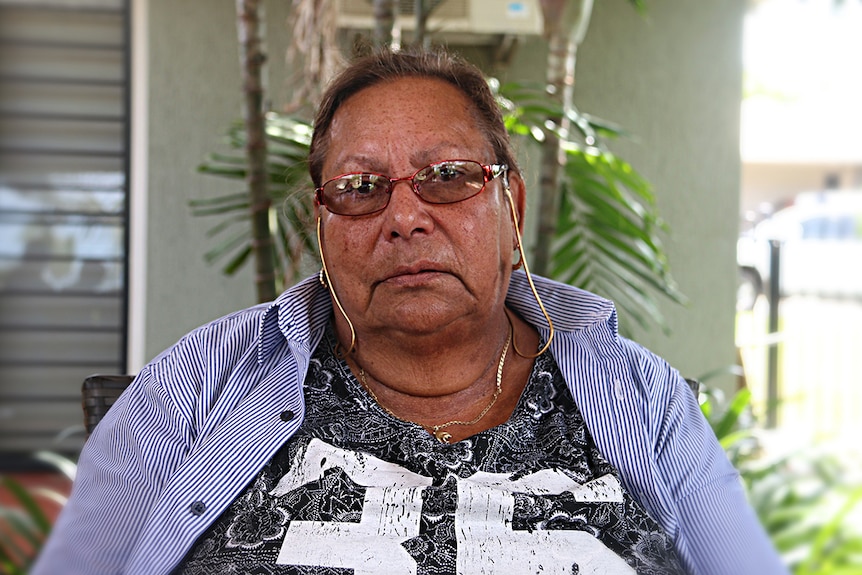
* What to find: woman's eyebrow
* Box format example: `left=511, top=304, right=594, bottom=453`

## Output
left=409, top=143, right=471, bottom=167
left=332, top=154, right=387, bottom=174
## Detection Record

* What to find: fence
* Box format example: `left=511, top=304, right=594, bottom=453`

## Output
left=737, top=294, right=862, bottom=456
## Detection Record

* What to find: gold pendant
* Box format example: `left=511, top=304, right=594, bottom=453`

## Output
left=433, top=429, right=452, bottom=444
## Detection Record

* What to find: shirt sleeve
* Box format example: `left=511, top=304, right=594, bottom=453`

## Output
left=31, top=363, right=195, bottom=575
left=650, top=362, right=788, bottom=575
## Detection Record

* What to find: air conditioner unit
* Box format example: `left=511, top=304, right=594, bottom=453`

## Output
left=334, top=0, right=543, bottom=40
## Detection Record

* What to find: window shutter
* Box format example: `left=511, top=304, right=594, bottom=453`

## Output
left=0, top=0, right=129, bottom=460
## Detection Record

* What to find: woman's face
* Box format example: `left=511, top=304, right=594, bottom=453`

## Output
left=318, top=77, right=525, bottom=338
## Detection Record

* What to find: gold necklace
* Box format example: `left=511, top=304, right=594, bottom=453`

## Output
left=358, top=329, right=511, bottom=444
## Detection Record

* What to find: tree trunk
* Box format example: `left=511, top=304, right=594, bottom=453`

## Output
left=236, top=0, right=276, bottom=302
left=373, top=0, right=396, bottom=47
left=533, top=0, right=594, bottom=276
left=414, top=0, right=428, bottom=47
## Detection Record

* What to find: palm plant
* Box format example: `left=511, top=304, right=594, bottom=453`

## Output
left=194, top=115, right=316, bottom=292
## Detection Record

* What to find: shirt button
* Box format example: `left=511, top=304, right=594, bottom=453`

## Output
left=189, top=501, right=206, bottom=516
left=614, top=379, right=625, bottom=400
left=280, top=410, right=295, bottom=422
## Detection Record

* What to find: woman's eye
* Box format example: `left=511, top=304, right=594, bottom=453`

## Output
left=351, top=181, right=376, bottom=195
left=336, top=175, right=380, bottom=196
left=431, top=163, right=465, bottom=182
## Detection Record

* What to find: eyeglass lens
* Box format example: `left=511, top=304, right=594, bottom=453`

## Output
left=320, top=160, right=492, bottom=216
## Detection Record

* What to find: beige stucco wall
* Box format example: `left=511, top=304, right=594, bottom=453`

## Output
left=140, top=0, right=288, bottom=363
left=139, top=0, right=745, bottom=389
left=571, top=1, right=745, bottom=383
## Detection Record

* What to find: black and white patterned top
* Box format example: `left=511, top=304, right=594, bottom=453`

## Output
left=174, top=326, right=685, bottom=575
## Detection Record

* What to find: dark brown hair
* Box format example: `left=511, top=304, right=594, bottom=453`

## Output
left=308, top=48, right=518, bottom=187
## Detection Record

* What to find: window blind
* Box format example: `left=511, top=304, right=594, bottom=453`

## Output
left=0, top=0, right=129, bottom=461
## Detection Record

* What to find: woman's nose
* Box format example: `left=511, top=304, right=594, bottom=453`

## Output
left=382, top=179, right=435, bottom=239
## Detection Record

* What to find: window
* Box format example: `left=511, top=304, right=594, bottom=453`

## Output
left=0, top=0, right=129, bottom=462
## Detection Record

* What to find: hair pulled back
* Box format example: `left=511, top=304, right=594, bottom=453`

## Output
left=308, top=48, right=518, bottom=187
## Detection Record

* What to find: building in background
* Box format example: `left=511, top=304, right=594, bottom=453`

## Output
left=741, top=0, right=862, bottom=218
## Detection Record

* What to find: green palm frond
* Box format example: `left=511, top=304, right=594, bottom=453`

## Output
left=194, top=113, right=318, bottom=290
left=552, top=146, right=685, bottom=332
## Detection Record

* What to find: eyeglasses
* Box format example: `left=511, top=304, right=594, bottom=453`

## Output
left=315, top=159, right=508, bottom=216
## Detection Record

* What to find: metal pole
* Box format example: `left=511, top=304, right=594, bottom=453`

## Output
left=766, top=239, right=781, bottom=428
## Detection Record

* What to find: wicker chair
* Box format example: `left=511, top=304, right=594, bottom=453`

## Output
left=81, top=374, right=135, bottom=436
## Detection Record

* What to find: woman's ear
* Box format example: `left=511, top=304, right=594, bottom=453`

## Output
left=313, top=193, right=322, bottom=220
left=506, top=171, right=527, bottom=235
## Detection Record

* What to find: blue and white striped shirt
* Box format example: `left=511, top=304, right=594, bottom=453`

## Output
left=34, top=272, right=786, bottom=575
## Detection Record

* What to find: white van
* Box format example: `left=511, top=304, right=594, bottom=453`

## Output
left=737, top=191, right=862, bottom=309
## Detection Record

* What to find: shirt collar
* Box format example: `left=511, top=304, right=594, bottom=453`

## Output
left=506, top=271, right=617, bottom=334
left=257, top=275, right=331, bottom=364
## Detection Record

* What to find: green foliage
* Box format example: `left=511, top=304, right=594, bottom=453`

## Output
left=496, top=79, right=686, bottom=333
left=701, top=387, right=862, bottom=574
left=553, top=147, right=685, bottom=331
left=194, top=113, right=318, bottom=289
left=0, top=452, right=76, bottom=574
left=0, top=475, right=50, bottom=574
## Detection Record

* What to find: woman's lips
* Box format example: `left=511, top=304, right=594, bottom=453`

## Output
left=381, top=264, right=449, bottom=286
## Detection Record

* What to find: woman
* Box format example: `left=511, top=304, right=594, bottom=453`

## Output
left=34, top=48, right=785, bottom=575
